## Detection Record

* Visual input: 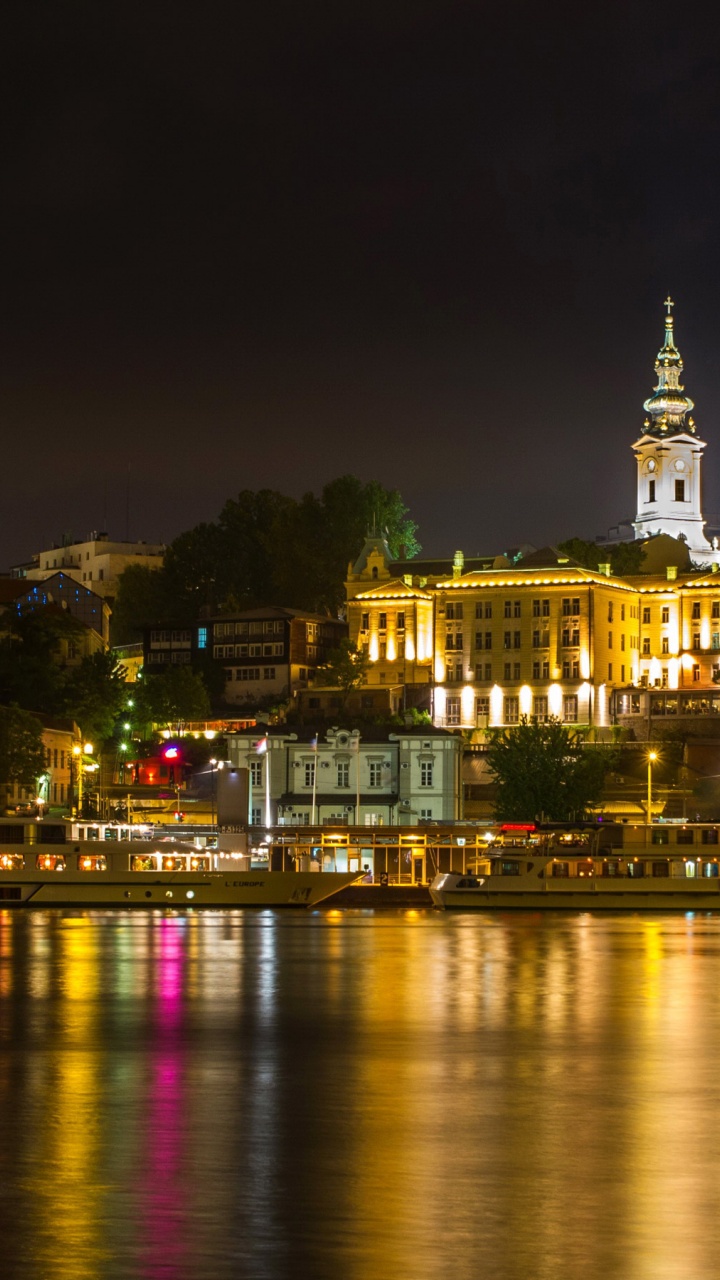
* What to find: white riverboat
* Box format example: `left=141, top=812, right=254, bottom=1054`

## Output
left=430, top=841, right=720, bottom=911
left=0, top=824, right=359, bottom=908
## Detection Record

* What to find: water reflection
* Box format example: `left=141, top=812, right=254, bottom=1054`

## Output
left=1, top=909, right=720, bottom=1278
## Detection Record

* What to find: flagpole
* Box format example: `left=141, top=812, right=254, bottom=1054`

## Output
left=264, top=735, right=272, bottom=829
left=355, top=731, right=361, bottom=825
left=311, top=733, right=318, bottom=826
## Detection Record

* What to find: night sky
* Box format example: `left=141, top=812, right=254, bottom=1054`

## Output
left=4, top=2, right=720, bottom=569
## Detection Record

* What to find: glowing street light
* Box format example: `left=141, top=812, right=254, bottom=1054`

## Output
left=647, top=749, right=658, bottom=830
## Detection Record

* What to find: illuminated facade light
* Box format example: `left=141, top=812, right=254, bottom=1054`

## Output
left=490, top=684, right=503, bottom=726
left=548, top=684, right=562, bottom=717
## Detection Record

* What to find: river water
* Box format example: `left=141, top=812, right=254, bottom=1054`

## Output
left=1, top=907, right=720, bottom=1280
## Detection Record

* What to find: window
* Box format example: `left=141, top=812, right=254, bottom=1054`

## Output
left=513, top=662, right=521, bottom=679
left=504, top=662, right=512, bottom=678
left=304, top=761, right=315, bottom=787
left=648, top=479, right=656, bottom=502
left=475, top=603, right=484, bottom=618
left=485, top=603, right=492, bottom=618
left=676, top=828, right=694, bottom=845
left=197, top=626, right=207, bottom=649
left=337, top=762, right=350, bottom=787
left=446, top=697, right=461, bottom=725
left=513, top=601, right=521, bottom=617
left=713, top=633, right=720, bottom=651
left=369, top=762, right=385, bottom=787
left=562, top=629, right=570, bottom=646
left=250, top=759, right=262, bottom=786
left=420, top=761, right=434, bottom=787
left=542, top=599, right=550, bottom=617
left=661, top=637, right=669, bottom=654
left=476, top=697, right=490, bottom=721
left=379, top=642, right=387, bottom=659
left=621, top=604, right=625, bottom=621
left=562, top=660, right=570, bottom=678
left=713, top=602, right=720, bottom=620
left=702, top=829, right=719, bottom=845
left=675, top=478, right=685, bottom=501
left=562, top=597, right=580, bottom=616
left=446, top=602, right=463, bottom=620
left=661, top=607, right=669, bottom=623
left=236, top=668, right=261, bottom=681
left=691, top=601, right=702, bottom=619
left=532, top=630, right=541, bottom=648
left=608, top=632, right=613, bottom=648
left=608, top=603, right=614, bottom=622
left=485, top=632, right=492, bottom=648
left=264, top=667, right=276, bottom=679
left=693, top=664, right=701, bottom=682
left=693, top=632, right=701, bottom=650
left=533, top=599, right=541, bottom=617
left=378, top=613, right=387, bottom=630
left=532, top=660, right=540, bottom=678
left=642, top=637, right=650, bottom=654
left=503, top=631, right=512, bottom=649
left=608, top=663, right=613, bottom=680
left=361, top=612, right=369, bottom=630
left=420, top=809, right=433, bottom=821
left=484, top=662, right=492, bottom=680
left=643, top=607, right=651, bottom=624
left=620, top=634, right=626, bottom=650
left=397, top=613, right=405, bottom=631
left=250, top=807, right=262, bottom=825
left=571, top=660, right=579, bottom=678
left=504, top=696, right=519, bottom=724
left=513, top=631, right=521, bottom=649
left=563, top=695, right=578, bottom=722
left=534, top=696, right=548, bottom=721
left=504, top=601, right=512, bottom=617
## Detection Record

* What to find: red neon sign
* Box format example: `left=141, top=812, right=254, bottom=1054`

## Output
left=500, top=823, right=536, bottom=832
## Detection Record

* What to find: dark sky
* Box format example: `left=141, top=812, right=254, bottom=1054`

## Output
left=4, top=1, right=720, bottom=567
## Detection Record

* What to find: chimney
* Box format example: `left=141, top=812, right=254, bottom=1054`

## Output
left=598, top=563, right=611, bottom=577
left=667, top=565, right=678, bottom=581
left=453, top=550, right=464, bottom=579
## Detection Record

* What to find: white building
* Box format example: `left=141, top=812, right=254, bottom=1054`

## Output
left=13, top=531, right=165, bottom=600
left=632, top=298, right=716, bottom=564
left=225, top=725, right=462, bottom=827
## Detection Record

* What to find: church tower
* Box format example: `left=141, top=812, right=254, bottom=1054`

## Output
left=632, top=298, right=714, bottom=563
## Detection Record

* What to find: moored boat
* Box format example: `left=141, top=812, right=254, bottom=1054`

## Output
left=0, top=833, right=360, bottom=908
left=430, top=845, right=720, bottom=910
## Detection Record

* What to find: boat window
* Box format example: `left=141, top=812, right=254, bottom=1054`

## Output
left=685, top=861, right=697, bottom=878
left=86, top=827, right=100, bottom=840
left=703, top=862, right=719, bottom=878
left=652, top=861, right=670, bottom=877
left=602, top=860, right=622, bottom=877
left=0, top=854, right=25, bottom=871
left=551, top=862, right=569, bottom=878
left=651, top=829, right=669, bottom=845
left=131, top=855, right=158, bottom=871
left=702, top=829, right=719, bottom=845
left=77, top=856, right=107, bottom=871
left=189, top=856, right=210, bottom=871
left=161, top=856, right=186, bottom=871
left=36, top=855, right=66, bottom=871
left=676, top=829, right=694, bottom=845
left=104, top=829, right=118, bottom=841
left=499, top=861, right=521, bottom=876
left=456, top=877, right=480, bottom=888
left=627, top=862, right=645, bottom=878
left=576, top=860, right=594, bottom=877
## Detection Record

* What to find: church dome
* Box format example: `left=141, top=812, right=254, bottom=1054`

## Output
left=642, top=300, right=695, bottom=436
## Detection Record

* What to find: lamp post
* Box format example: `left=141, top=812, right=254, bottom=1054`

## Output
left=209, top=757, right=217, bottom=826
left=647, top=749, right=658, bottom=833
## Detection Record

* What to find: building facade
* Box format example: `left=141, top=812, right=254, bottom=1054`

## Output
left=225, top=725, right=462, bottom=826
left=13, top=532, right=165, bottom=600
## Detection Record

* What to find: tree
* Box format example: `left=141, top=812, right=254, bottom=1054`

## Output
left=557, top=537, right=645, bottom=576
left=62, top=651, right=129, bottom=744
left=485, top=717, right=615, bottom=822
left=111, top=564, right=177, bottom=643
left=315, top=640, right=370, bottom=707
left=0, top=706, right=46, bottom=804
left=0, top=611, right=84, bottom=715
left=132, top=666, right=211, bottom=731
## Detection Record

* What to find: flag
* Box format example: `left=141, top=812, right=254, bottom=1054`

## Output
left=310, top=734, right=318, bottom=749
left=255, top=736, right=268, bottom=754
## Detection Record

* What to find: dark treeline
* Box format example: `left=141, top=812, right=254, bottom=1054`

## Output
left=113, top=475, right=420, bottom=642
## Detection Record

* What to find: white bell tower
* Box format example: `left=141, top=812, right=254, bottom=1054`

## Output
left=632, top=298, right=714, bottom=564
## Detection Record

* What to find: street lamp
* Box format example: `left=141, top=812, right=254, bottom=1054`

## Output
left=209, top=757, right=217, bottom=826
left=647, top=749, right=658, bottom=831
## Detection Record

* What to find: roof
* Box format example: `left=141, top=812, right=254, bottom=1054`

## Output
left=229, top=725, right=457, bottom=744
left=436, top=564, right=635, bottom=591
left=208, top=606, right=343, bottom=624
left=355, top=578, right=433, bottom=601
